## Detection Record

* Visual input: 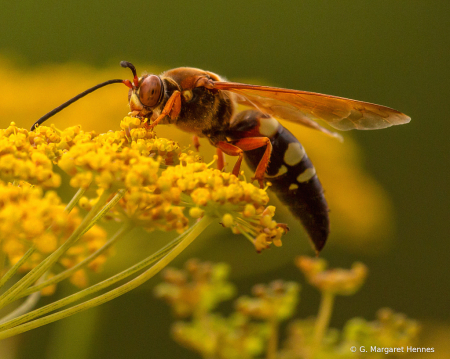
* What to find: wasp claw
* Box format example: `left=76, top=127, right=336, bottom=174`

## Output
left=251, top=176, right=265, bottom=189
left=193, top=136, right=201, bottom=152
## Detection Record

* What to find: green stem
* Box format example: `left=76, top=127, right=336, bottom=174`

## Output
left=312, top=291, right=335, bottom=354
left=65, top=187, right=88, bottom=213
left=0, top=216, right=214, bottom=337
left=0, top=247, right=36, bottom=290
left=77, top=189, right=126, bottom=238
left=0, top=273, right=48, bottom=325
left=0, top=250, right=6, bottom=280
left=0, top=225, right=193, bottom=332
left=0, top=290, right=41, bottom=325
left=0, top=228, right=184, bottom=331
left=18, top=221, right=133, bottom=298
left=0, top=190, right=112, bottom=310
left=266, top=316, right=279, bottom=359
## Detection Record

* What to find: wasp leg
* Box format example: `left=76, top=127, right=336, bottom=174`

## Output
left=217, top=137, right=272, bottom=188
left=216, top=142, right=244, bottom=178
left=233, top=137, right=273, bottom=187
left=216, top=148, right=226, bottom=171
left=192, top=135, right=201, bottom=151
left=148, top=91, right=181, bottom=130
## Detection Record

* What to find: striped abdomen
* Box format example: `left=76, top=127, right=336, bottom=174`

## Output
left=227, top=110, right=330, bottom=252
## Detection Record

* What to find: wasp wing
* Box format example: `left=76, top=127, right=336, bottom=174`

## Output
left=214, top=82, right=410, bottom=137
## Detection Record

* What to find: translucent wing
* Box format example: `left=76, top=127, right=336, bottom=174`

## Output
left=214, top=82, right=410, bottom=138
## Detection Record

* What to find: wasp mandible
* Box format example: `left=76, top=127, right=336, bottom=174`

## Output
left=32, top=61, right=410, bottom=253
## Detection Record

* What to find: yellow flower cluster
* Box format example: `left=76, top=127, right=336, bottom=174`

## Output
left=156, top=259, right=266, bottom=359
left=0, top=123, right=61, bottom=188
left=0, top=117, right=180, bottom=192
left=157, top=259, right=420, bottom=359
left=1, top=116, right=286, bottom=265
left=106, top=186, right=189, bottom=233
left=157, top=156, right=287, bottom=251
left=57, top=117, right=180, bottom=190
left=284, top=307, right=420, bottom=357
left=0, top=182, right=107, bottom=287
left=236, top=280, right=299, bottom=321
left=296, top=256, right=368, bottom=295
left=154, top=259, right=235, bottom=318
left=78, top=141, right=287, bottom=246
left=120, top=116, right=181, bottom=165
left=171, top=314, right=265, bottom=359
left=368, top=308, right=420, bottom=347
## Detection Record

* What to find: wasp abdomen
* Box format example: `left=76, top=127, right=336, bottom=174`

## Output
left=266, top=150, right=330, bottom=253
left=227, top=110, right=330, bottom=252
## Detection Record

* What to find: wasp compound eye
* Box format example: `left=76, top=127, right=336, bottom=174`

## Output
left=139, top=75, right=164, bottom=107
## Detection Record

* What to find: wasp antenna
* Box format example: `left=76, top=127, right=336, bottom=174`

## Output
left=120, top=61, right=139, bottom=87
left=120, top=61, right=137, bottom=77
left=31, top=79, right=125, bottom=131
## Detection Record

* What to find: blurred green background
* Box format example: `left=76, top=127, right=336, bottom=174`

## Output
left=0, top=1, right=449, bottom=358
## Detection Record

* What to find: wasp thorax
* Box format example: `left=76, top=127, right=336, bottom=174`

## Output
left=139, top=75, right=163, bottom=107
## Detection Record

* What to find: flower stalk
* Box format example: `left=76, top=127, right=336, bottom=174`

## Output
left=0, top=224, right=190, bottom=332
left=0, top=272, right=48, bottom=325
left=0, top=247, right=36, bottom=290
left=312, top=290, right=335, bottom=353
left=266, top=315, right=279, bottom=359
left=17, top=220, right=133, bottom=299
left=0, top=189, right=111, bottom=309
left=0, top=215, right=214, bottom=339
left=65, top=187, right=88, bottom=213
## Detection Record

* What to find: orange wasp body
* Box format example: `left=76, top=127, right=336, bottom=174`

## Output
left=32, top=61, right=410, bottom=252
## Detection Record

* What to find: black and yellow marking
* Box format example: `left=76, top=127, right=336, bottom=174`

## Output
left=227, top=110, right=330, bottom=252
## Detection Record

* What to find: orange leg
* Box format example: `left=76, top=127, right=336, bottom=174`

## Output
left=216, top=137, right=272, bottom=188
left=216, top=142, right=244, bottom=177
left=192, top=135, right=201, bottom=151
left=216, top=148, right=225, bottom=171
left=148, top=91, right=181, bottom=130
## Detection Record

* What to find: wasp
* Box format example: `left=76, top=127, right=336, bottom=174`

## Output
left=32, top=61, right=410, bottom=253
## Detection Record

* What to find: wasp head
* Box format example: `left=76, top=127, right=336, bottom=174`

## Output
left=121, top=61, right=165, bottom=117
